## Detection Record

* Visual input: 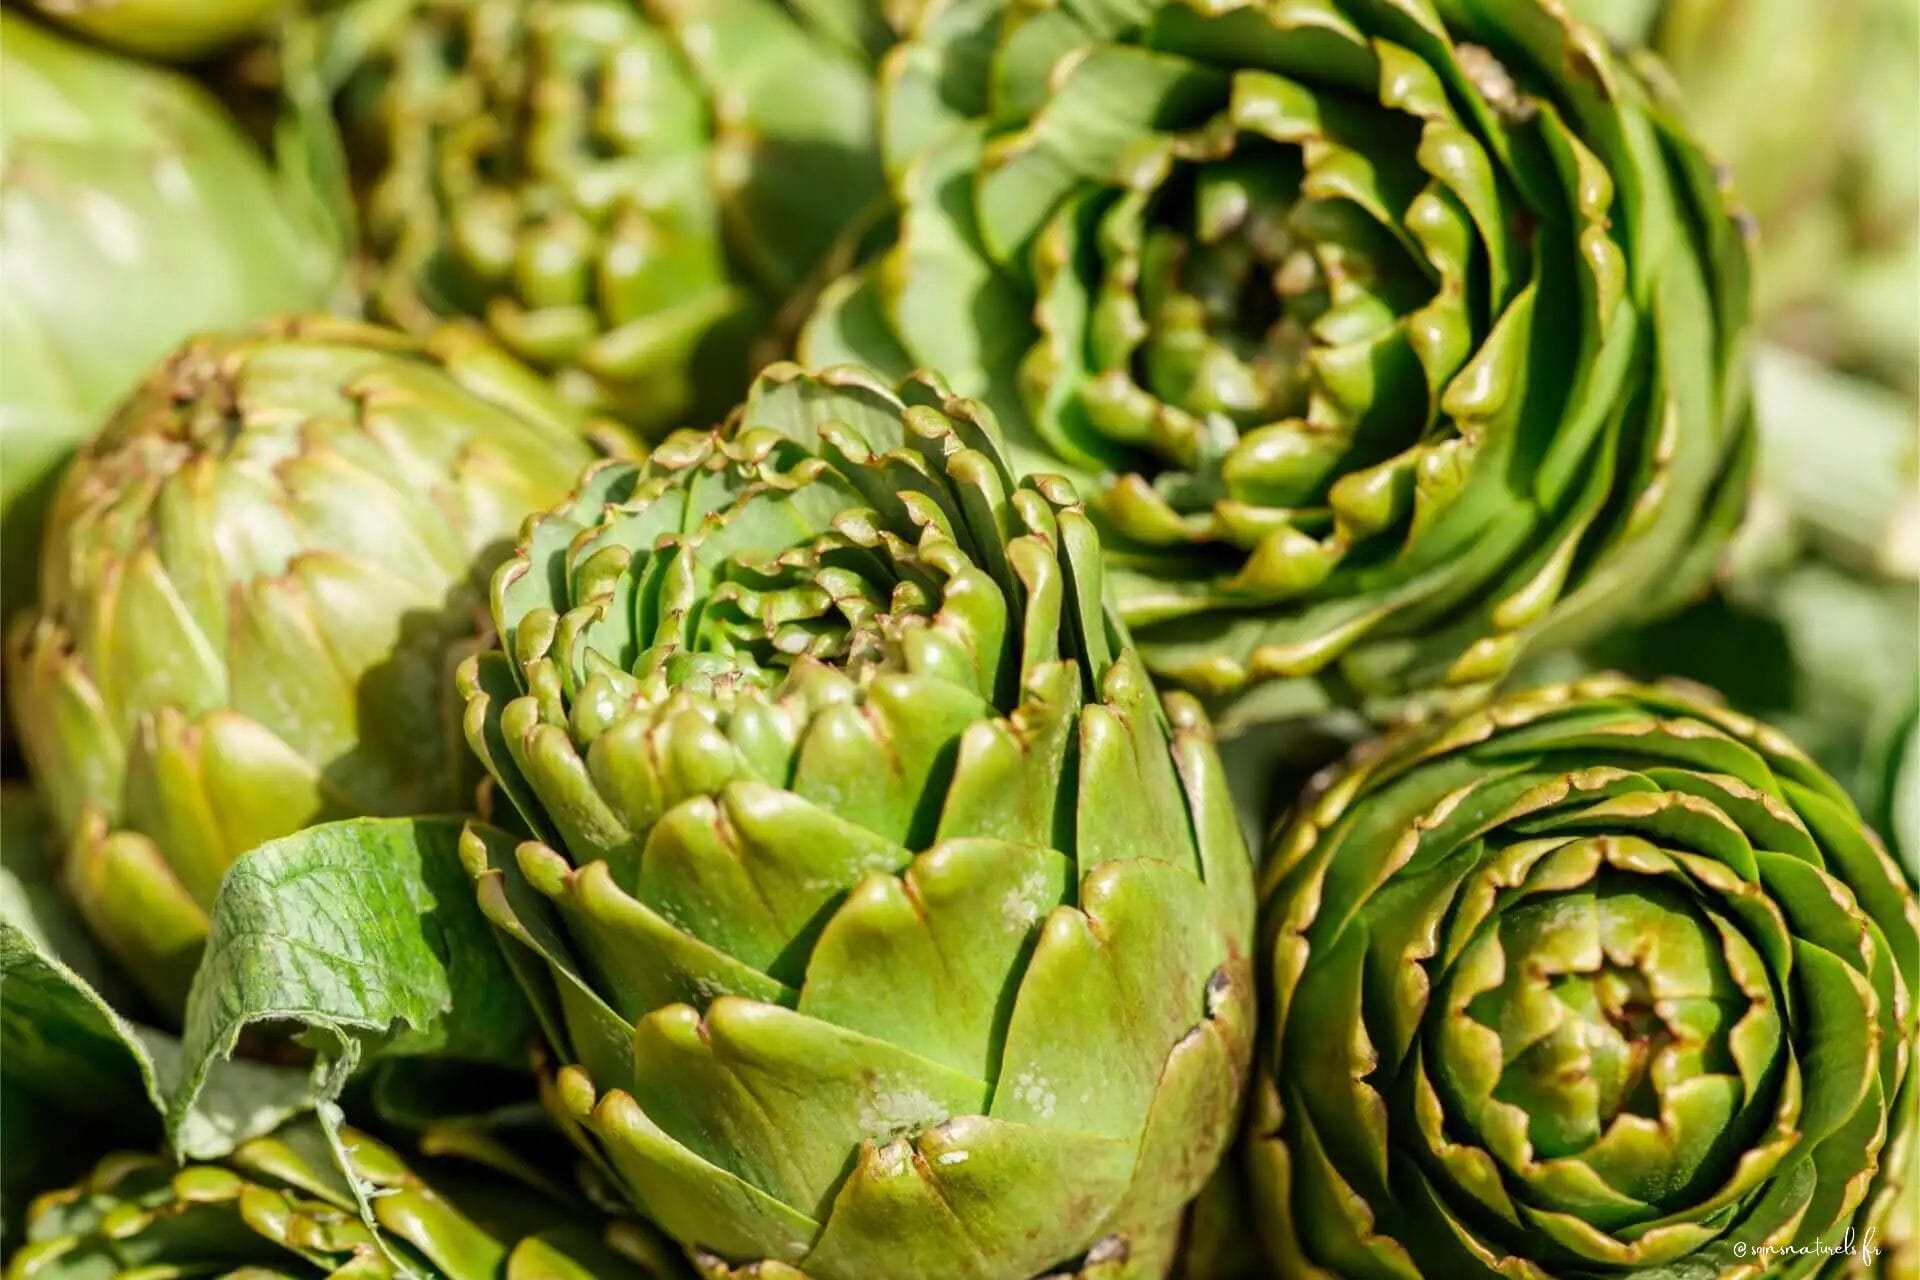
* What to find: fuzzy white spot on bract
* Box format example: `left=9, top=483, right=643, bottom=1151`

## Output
left=859, top=1078, right=951, bottom=1143
left=1001, top=870, right=1049, bottom=930
left=934, top=1148, right=969, bottom=1166
left=1009, top=1070, right=1057, bottom=1120
left=611, top=46, right=655, bottom=93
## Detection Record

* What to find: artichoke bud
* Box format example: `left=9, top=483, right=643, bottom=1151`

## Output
left=0, top=14, right=342, bottom=628
left=463, top=362, right=1257, bottom=1277
left=802, top=0, right=1757, bottom=726
left=1252, top=675, right=1920, bottom=1278
left=4, top=316, right=608, bottom=1021
left=335, top=0, right=887, bottom=440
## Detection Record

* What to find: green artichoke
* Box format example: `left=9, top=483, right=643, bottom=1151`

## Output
left=457, top=363, right=1256, bottom=1277
left=6, top=1119, right=652, bottom=1279
left=1251, top=676, right=1919, bottom=1277
left=17, top=0, right=290, bottom=60
left=803, top=0, right=1755, bottom=729
left=4, top=315, right=612, bottom=1021
left=316, top=0, right=891, bottom=439
left=1574, top=0, right=1919, bottom=392
left=0, top=11, right=340, bottom=627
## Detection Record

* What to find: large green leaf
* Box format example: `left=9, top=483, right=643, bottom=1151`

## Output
left=168, top=818, right=539, bottom=1147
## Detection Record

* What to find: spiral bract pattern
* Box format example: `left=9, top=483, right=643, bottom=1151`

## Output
left=459, top=363, right=1255, bottom=1278
left=1252, top=677, right=1919, bottom=1277
left=804, top=0, right=1754, bottom=726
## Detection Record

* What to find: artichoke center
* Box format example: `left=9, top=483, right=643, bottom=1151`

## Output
left=1441, top=871, right=1755, bottom=1175
left=1528, top=961, right=1673, bottom=1127
left=1083, top=113, right=1443, bottom=531
left=1137, top=150, right=1327, bottom=428
left=553, top=446, right=975, bottom=720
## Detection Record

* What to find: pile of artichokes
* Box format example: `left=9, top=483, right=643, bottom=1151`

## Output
left=1, top=1, right=1912, bottom=1278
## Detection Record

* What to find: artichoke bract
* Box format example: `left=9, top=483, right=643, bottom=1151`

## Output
left=6, top=1120, right=647, bottom=1279
left=19, top=0, right=288, bottom=60
left=327, top=0, right=889, bottom=439
left=5, top=316, right=608, bottom=1021
left=458, top=363, right=1256, bottom=1278
left=0, top=12, right=339, bottom=627
left=1251, top=677, right=1919, bottom=1277
left=803, top=0, right=1755, bottom=729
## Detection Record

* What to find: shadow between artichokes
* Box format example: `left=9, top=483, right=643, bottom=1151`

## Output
left=455, top=362, right=1256, bottom=1278
left=1251, top=675, right=1919, bottom=1277
left=4, top=315, right=616, bottom=1022
left=802, top=0, right=1755, bottom=732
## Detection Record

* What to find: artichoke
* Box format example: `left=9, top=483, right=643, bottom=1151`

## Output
left=6, top=1119, right=653, bottom=1279
left=0, top=12, right=340, bottom=627
left=1574, top=0, right=1919, bottom=392
left=1250, top=676, right=1919, bottom=1276
left=5, top=315, right=612, bottom=1021
left=17, top=0, right=290, bottom=61
left=457, top=363, right=1256, bottom=1277
left=803, top=0, right=1755, bottom=729
left=317, top=0, right=890, bottom=439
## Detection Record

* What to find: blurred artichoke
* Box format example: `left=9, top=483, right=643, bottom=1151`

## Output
left=804, top=0, right=1754, bottom=730
left=17, top=0, right=290, bottom=60
left=458, top=363, right=1255, bottom=1277
left=1251, top=676, right=1919, bottom=1276
left=314, top=0, right=890, bottom=439
left=0, top=12, right=340, bottom=627
left=6, top=1119, right=653, bottom=1279
left=1574, top=0, right=1919, bottom=391
left=5, top=316, right=612, bottom=1021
